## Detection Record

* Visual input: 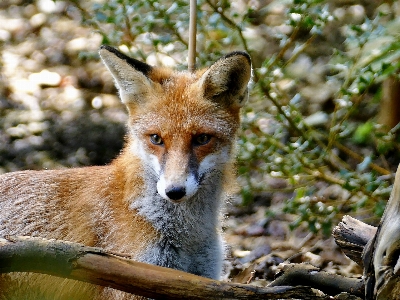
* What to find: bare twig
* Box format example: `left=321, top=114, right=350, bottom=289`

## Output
left=188, top=0, right=197, bottom=72
left=334, top=142, right=391, bottom=176
left=204, top=0, right=251, bottom=55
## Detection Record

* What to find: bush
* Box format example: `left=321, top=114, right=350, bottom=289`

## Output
left=21, top=0, right=400, bottom=234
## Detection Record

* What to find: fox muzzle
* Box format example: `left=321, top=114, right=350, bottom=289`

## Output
left=165, top=186, right=186, bottom=201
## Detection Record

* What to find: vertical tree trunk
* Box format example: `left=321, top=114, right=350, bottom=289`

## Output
left=363, top=164, right=400, bottom=299
left=378, top=76, right=400, bottom=130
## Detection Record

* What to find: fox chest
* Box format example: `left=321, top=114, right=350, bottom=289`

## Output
left=122, top=191, right=224, bottom=278
left=136, top=231, right=223, bottom=279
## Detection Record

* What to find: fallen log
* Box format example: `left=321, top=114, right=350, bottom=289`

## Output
left=0, top=235, right=327, bottom=299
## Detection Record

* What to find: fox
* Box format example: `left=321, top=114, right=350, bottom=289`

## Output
left=0, top=45, right=251, bottom=299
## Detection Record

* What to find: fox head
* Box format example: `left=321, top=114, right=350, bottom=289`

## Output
left=99, top=45, right=251, bottom=203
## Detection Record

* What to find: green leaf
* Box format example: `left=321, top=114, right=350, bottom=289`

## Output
left=353, top=122, right=374, bottom=144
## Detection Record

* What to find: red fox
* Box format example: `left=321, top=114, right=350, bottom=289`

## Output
left=0, top=45, right=251, bottom=299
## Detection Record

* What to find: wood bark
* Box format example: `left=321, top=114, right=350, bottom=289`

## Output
left=0, top=235, right=326, bottom=300
left=333, top=165, right=400, bottom=300
left=378, top=76, right=400, bottom=130
left=333, top=215, right=377, bottom=268
left=268, top=263, right=364, bottom=298
left=363, top=165, right=400, bottom=300
left=333, top=211, right=400, bottom=300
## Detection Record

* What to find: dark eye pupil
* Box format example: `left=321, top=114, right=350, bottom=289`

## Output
left=150, top=134, right=163, bottom=145
left=196, top=134, right=211, bottom=145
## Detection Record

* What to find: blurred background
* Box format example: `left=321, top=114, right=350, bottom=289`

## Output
left=0, top=0, right=400, bottom=286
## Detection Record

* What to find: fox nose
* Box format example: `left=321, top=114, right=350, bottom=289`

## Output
left=165, top=186, right=186, bottom=201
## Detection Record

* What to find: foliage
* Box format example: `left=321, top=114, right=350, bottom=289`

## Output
left=58, top=0, right=400, bottom=234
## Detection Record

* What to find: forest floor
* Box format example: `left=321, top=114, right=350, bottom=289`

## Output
left=0, top=0, right=365, bottom=296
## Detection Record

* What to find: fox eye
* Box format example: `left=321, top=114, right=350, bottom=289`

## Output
left=150, top=134, right=163, bottom=145
left=194, top=134, right=212, bottom=146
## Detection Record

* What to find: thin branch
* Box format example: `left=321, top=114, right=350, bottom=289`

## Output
left=263, top=135, right=383, bottom=203
left=66, top=0, right=104, bottom=33
left=334, top=142, right=391, bottom=176
left=204, top=0, right=251, bottom=55
left=261, top=26, right=302, bottom=81
left=283, top=34, right=317, bottom=67
left=145, top=2, right=188, bottom=49
left=188, top=0, right=197, bottom=72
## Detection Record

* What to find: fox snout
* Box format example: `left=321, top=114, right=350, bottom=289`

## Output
left=156, top=171, right=198, bottom=202
left=165, top=186, right=186, bottom=201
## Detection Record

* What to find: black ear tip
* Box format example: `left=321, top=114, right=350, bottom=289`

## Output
left=100, top=44, right=108, bottom=50
left=222, top=51, right=251, bottom=65
left=99, top=45, right=123, bottom=57
left=99, top=45, right=153, bottom=76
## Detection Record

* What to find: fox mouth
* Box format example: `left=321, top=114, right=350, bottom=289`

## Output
left=168, top=197, right=187, bottom=204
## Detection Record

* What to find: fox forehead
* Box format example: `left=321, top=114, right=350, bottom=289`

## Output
left=127, top=71, right=241, bottom=138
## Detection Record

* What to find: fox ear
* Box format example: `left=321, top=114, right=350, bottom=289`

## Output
left=99, top=45, right=153, bottom=104
left=200, top=51, right=251, bottom=108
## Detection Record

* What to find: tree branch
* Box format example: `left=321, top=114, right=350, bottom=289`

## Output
left=268, top=263, right=364, bottom=298
left=0, top=236, right=327, bottom=299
